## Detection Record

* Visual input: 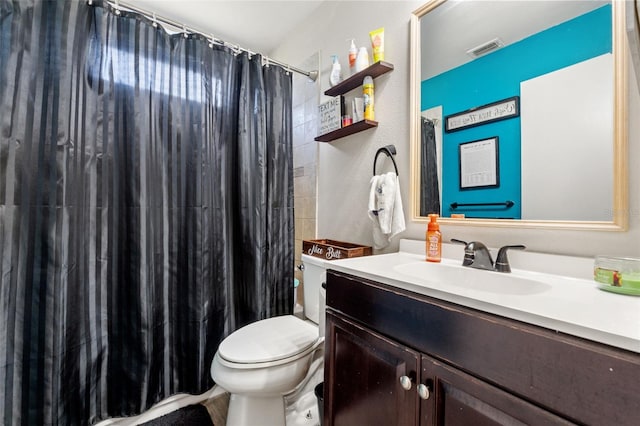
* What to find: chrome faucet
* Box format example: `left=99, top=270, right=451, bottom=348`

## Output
left=494, top=244, right=526, bottom=272
left=452, top=239, right=525, bottom=273
left=452, top=239, right=494, bottom=271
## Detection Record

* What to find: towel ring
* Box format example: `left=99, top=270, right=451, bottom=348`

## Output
left=373, top=144, right=399, bottom=176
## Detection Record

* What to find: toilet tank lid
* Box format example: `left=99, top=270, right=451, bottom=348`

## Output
left=301, top=254, right=329, bottom=267
left=218, top=315, right=319, bottom=364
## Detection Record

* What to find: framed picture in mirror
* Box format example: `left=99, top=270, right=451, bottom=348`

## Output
left=459, top=137, right=499, bottom=190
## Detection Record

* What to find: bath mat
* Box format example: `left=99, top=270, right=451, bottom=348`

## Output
left=139, top=404, right=214, bottom=426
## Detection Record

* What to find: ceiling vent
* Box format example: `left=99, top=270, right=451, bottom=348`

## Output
left=466, top=38, right=505, bottom=58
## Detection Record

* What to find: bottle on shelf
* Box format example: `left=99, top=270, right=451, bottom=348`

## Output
left=348, top=39, right=357, bottom=75
left=329, top=55, right=342, bottom=87
left=355, top=47, right=370, bottom=72
left=363, top=76, right=374, bottom=121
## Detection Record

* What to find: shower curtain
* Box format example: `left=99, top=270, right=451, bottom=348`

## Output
left=420, top=117, right=441, bottom=216
left=0, top=1, right=294, bottom=424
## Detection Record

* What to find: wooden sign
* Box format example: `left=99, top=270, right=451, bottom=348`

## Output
left=303, top=239, right=372, bottom=260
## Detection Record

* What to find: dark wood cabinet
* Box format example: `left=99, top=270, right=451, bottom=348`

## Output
left=325, top=312, right=419, bottom=425
left=324, top=269, right=640, bottom=426
left=420, top=355, right=572, bottom=426
left=324, top=312, right=572, bottom=426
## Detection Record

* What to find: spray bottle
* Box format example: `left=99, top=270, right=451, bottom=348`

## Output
left=363, top=76, right=374, bottom=121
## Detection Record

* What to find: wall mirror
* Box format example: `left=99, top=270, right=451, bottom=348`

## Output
left=409, top=0, right=628, bottom=230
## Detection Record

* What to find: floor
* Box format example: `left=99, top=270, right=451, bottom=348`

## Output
left=96, top=354, right=324, bottom=426
left=202, top=392, right=230, bottom=425
left=95, top=386, right=228, bottom=425
left=284, top=353, right=324, bottom=426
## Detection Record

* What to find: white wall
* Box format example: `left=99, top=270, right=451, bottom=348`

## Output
left=271, top=0, right=640, bottom=258
left=521, top=54, right=613, bottom=221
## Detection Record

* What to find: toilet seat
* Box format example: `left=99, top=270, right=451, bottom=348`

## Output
left=217, top=315, right=320, bottom=369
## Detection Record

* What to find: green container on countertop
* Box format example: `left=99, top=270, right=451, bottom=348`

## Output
left=594, top=255, right=640, bottom=295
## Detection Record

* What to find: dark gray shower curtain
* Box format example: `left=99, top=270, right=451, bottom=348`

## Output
left=420, top=117, right=441, bottom=216
left=0, top=1, right=294, bottom=424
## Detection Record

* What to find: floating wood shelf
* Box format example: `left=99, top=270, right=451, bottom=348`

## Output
left=314, top=120, right=378, bottom=142
left=324, top=61, right=394, bottom=97
left=315, top=61, right=393, bottom=142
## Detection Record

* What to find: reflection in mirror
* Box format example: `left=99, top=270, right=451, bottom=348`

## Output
left=410, top=0, right=628, bottom=230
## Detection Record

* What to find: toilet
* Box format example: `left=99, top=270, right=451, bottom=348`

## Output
left=210, top=254, right=327, bottom=426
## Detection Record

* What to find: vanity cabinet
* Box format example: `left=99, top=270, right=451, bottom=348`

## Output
left=324, top=270, right=640, bottom=426
left=419, top=354, right=572, bottom=425
left=326, top=311, right=419, bottom=425
left=326, top=312, right=568, bottom=425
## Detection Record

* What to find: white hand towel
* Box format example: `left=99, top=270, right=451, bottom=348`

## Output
left=368, top=172, right=406, bottom=249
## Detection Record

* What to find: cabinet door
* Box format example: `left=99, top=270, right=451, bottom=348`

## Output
left=325, top=311, right=420, bottom=426
left=420, top=355, right=575, bottom=426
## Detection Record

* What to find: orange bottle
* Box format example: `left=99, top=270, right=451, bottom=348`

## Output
left=426, top=214, right=442, bottom=262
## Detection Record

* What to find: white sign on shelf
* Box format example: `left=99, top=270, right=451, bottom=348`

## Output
left=318, top=98, right=341, bottom=135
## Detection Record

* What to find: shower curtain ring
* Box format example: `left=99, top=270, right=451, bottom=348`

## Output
left=114, top=0, right=121, bottom=15
left=152, top=13, right=158, bottom=28
left=209, top=34, right=215, bottom=48
left=183, top=25, right=188, bottom=38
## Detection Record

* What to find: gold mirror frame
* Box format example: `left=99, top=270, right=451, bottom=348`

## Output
left=409, top=0, right=628, bottom=231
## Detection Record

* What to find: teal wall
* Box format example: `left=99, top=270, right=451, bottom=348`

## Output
left=421, top=5, right=611, bottom=219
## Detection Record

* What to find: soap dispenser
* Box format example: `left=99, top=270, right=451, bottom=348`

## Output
left=426, top=214, right=442, bottom=262
left=329, top=55, right=342, bottom=87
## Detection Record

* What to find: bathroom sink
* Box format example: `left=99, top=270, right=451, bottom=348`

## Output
left=393, top=261, right=552, bottom=295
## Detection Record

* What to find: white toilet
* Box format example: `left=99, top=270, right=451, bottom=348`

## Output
left=210, top=254, right=327, bottom=426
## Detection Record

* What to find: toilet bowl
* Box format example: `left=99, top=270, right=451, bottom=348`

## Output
left=210, top=254, right=327, bottom=426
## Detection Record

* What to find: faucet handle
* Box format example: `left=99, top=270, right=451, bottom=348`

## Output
left=450, top=239, right=472, bottom=266
left=494, top=245, right=526, bottom=273
left=451, top=239, right=468, bottom=246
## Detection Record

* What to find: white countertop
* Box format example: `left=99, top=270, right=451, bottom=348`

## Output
left=315, top=242, right=640, bottom=354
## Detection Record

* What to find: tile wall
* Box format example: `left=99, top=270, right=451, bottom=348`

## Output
left=292, top=53, right=320, bottom=307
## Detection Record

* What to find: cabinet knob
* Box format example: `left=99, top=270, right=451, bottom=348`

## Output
left=399, top=375, right=412, bottom=391
left=417, top=383, right=431, bottom=400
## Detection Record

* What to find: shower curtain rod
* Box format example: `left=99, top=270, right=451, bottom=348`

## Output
left=87, top=0, right=319, bottom=81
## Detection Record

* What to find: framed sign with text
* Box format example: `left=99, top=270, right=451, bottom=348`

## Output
left=445, top=96, right=519, bottom=132
left=459, top=137, right=499, bottom=189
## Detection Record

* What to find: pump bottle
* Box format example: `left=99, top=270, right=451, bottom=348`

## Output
left=348, top=39, right=357, bottom=75
left=426, top=214, right=442, bottom=262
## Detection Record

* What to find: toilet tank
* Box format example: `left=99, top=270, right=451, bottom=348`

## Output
left=301, top=254, right=327, bottom=328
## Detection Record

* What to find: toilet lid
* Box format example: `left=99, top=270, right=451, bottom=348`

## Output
left=218, top=315, right=319, bottom=364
